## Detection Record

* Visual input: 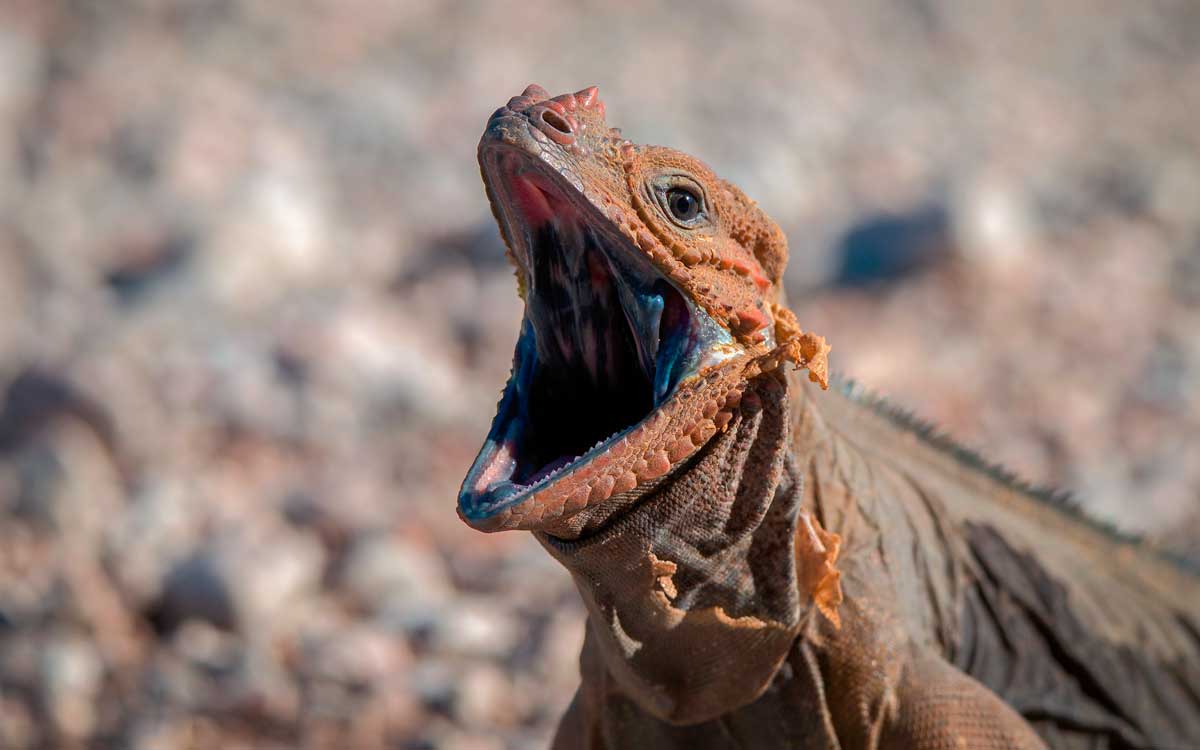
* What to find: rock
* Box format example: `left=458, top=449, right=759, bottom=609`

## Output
left=537, top=611, right=586, bottom=687
left=124, top=718, right=187, bottom=750
left=953, top=178, right=1036, bottom=273
left=158, top=552, right=236, bottom=631
left=832, top=205, right=953, bottom=287
left=106, top=479, right=199, bottom=608
left=453, top=663, right=514, bottom=728
left=327, top=302, right=471, bottom=425
left=0, top=372, right=123, bottom=541
left=144, top=651, right=204, bottom=708
left=432, top=729, right=507, bottom=750
left=0, top=695, right=35, bottom=750
left=206, top=338, right=306, bottom=440
left=0, top=241, right=27, bottom=358
left=236, top=528, right=325, bottom=632
left=227, top=646, right=300, bottom=723
left=305, top=622, right=410, bottom=685
left=40, top=635, right=103, bottom=740
left=200, top=157, right=334, bottom=314
left=1149, top=155, right=1200, bottom=229
left=427, top=599, right=520, bottom=661
left=405, top=658, right=457, bottom=714
left=156, top=527, right=325, bottom=634
left=372, top=676, right=426, bottom=740
left=341, top=532, right=450, bottom=616
left=170, top=619, right=239, bottom=675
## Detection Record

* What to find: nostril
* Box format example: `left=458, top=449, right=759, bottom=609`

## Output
left=539, top=108, right=572, bottom=135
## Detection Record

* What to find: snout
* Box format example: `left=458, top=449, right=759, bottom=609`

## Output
left=481, top=84, right=606, bottom=154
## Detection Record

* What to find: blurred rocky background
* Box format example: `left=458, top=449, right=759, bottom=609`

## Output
left=0, top=0, right=1198, bottom=747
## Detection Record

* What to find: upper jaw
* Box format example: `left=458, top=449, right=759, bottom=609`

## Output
left=479, top=110, right=588, bottom=202
left=459, top=140, right=746, bottom=533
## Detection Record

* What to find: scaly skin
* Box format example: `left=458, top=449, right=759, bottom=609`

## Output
left=465, top=84, right=828, bottom=535
left=460, top=86, right=1200, bottom=749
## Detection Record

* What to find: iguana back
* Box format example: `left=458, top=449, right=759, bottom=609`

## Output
left=804, top=383, right=1200, bottom=748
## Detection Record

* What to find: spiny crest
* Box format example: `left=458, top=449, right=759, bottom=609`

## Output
left=843, top=378, right=1200, bottom=575
left=847, top=377, right=1200, bottom=577
left=833, top=376, right=1143, bottom=544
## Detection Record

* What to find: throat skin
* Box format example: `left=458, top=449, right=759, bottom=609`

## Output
left=546, top=370, right=1200, bottom=750
left=540, top=369, right=806, bottom=725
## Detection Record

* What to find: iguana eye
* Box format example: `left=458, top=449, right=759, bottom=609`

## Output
left=667, top=187, right=701, bottom=222
left=651, top=176, right=709, bottom=229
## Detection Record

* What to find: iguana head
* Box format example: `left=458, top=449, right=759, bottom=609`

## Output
left=459, top=84, right=828, bottom=533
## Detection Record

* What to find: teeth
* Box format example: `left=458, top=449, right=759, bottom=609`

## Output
left=698, top=342, right=741, bottom=371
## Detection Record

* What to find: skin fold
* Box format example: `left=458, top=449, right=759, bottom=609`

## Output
left=458, top=85, right=1200, bottom=749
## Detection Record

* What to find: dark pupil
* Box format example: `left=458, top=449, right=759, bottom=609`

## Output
left=667, top=188, right=699, bottom=221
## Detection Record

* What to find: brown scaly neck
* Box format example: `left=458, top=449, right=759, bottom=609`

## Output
left=536, top=369, right=818, bottom=724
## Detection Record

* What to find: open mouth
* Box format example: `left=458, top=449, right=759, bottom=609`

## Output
left=459, top=149, right=737, bottom=524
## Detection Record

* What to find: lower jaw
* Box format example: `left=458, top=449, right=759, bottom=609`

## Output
left=460, top=319, right=663, bottom=518
left=457, top=341, right=754, bottom=533
left=463, top=259, right=700, bottom=516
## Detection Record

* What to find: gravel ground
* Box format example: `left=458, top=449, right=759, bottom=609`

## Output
left=1, top=1, right=1198, bottom=747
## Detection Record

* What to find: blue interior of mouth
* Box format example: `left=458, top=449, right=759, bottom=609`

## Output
left=458, top=237, right=716, bottom=521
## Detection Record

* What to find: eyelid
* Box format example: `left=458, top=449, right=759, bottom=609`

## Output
left=657, top=173, right=705, bottom=196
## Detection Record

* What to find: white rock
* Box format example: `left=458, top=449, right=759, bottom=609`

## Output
left=307, top=623, right=409, bottom=685
left=428, top=599, right=520, bottom=660
left=341, top=533, right=450, bottom=614
left=953, top=178, right=1036, bottom=272
left=453, top=663, right=514, bottom=728
left=40, top=636, right=103, bottom=739
left=158, top=527, right=325, bottom=634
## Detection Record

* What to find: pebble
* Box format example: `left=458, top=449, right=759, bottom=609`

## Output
left=341, top=532, right=451, bottom=615
left=156, top=528, right=325, bottom=633
left=306, top=622, right=410, bottom=685
left=40, top=635, right=103, bottom=740
left=453, top=663, right=515, bottom=728
left=428, top=599, right=521, bottom=660
left=0, top=696, right=35, bottom=750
